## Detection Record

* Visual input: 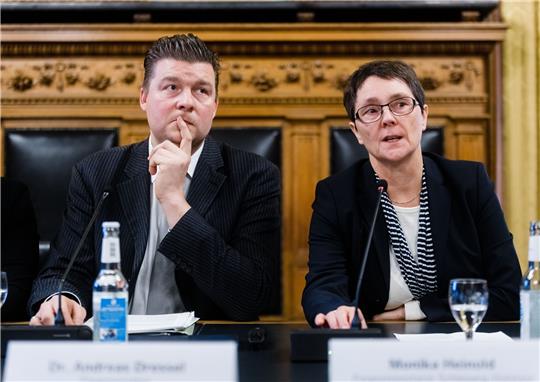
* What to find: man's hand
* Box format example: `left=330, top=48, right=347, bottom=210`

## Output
left=372, top=305, right=405, bottom=321
left=148, top=116, right=192, bottom=227
left=314, top=305, right=367, bottom=329
left=29, top=296, right=87, bottom=326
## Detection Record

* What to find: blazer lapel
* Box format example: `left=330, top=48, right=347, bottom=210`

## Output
left=186, top=137, right=226, bottom=216
left=354, top=161, right=390, bottom=293
left=423, top=155, right=450, bottom=293
left=117, top=141, right=151, bottom=278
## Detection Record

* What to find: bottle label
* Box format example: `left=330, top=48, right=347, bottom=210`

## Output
left=101, top=237, right=121, bottom=264
left=520, top=291, right=529, bottom=340
left=98, top=297, right=127, bottom=341
left=532, top=236, right=540, bottom=262
left=520, top=291, right=530, bottom=320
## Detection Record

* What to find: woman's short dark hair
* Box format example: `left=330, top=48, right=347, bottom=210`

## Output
left=143, top=33, right=220, bottom=98
left=343, top=60, right=425, bottom=121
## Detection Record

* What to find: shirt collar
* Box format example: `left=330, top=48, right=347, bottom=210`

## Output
left=148, top=138, right=204, bottom=183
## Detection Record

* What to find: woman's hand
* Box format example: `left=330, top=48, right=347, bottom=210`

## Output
left=314, top=305, right=367, bottom=329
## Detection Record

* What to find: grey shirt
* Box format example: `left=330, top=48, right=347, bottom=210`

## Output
left=130, top=139, right=203, bottom=314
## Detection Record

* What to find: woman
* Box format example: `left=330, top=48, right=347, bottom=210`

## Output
left=302, top=60, right=521, bottom=328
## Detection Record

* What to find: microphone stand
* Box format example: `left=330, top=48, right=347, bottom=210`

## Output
left=350, top=179, right=387, bottom=329
left=54, top=191, right=109, bottom=325
left=290, top=179, right=388, bottom=361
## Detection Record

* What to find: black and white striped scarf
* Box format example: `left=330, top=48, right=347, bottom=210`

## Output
left=378, top=169, right=437, bottom=299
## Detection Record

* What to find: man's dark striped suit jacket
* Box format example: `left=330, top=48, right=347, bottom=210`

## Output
left=29, top=136, right=281, bottom=320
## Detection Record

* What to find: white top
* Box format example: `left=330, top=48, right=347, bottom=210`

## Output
left=385, top=204, right=427, bottom=320
left=129, top=139, right=203, bottom=314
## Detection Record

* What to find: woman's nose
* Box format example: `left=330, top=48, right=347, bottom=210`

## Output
left=380, top=105, right=397, bottom=125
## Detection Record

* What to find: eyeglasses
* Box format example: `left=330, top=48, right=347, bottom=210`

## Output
left=354, top=97, right=419, bottom=124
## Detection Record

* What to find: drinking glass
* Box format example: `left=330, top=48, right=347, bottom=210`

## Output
left=448, top=278, right=488, bottom=340
left=0, top=272, right=8, bottom=307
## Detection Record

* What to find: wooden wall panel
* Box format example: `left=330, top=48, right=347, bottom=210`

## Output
left=1, top=23, right=505, bottom=321
left=501, top=0, right=540, bottom=270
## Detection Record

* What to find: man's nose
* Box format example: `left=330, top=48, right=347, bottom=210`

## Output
left=175, top=90, right=194, bottom=109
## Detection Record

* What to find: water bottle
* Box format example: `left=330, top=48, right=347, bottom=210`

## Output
left=93, top=221, right=128, bottom=342
left=520, top=221, right=540, bottom=339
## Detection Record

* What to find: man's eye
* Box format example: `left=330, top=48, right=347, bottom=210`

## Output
left=165, top=84, right=177, bottom=91
left=197, top=88, right=209, bottom=95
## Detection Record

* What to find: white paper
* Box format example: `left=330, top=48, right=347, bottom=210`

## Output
left=85, top=312, right=199, bottom=334
left=394, top=331, right=513, bottom=342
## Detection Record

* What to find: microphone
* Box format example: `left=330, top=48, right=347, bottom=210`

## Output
left=54, top=190, right=110, bottom=325
left=53, top=145, right=132, bottom=325
left=350, top=178, right=388, bottom=329
left=290, top=178, right=388, bottom=361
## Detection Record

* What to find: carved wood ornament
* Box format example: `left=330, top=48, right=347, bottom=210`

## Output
left=1, top=23, right=504, bottom=320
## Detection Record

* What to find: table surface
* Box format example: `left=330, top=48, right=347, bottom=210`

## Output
left=1, top=321, right=522, bottom=382
left=196, top=321, right=521, bottom=382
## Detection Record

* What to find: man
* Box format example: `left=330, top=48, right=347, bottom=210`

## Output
left=302, top=60, right=520, bottom=328
left=30, top=34, right=281, bottom=325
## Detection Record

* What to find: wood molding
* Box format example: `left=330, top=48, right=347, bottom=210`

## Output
left=2, top=23, right=507, bottom=43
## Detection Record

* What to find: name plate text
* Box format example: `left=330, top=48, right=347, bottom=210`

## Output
left=4, top=340, right=237, bottom=381
left=329, top=339, right=539, bottom=381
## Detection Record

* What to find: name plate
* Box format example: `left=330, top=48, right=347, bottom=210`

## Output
left=4, top=340, right=237, bottom=381
left=329, top=339, right=540, bottom=381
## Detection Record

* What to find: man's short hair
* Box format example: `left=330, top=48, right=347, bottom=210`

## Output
left=343, top=60, right=425, bottom=121
left=143, top=33, right=221, bottom=98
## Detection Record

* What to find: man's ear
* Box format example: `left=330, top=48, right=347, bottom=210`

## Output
left=139, top=87, right=148, bottom=112
left=212, top=99, right=219, bottom=119
left=349, top=121, right=364, bottom=145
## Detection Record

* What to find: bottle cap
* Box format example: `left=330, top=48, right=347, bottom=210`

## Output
left=102, top=221, right=120, bottom=229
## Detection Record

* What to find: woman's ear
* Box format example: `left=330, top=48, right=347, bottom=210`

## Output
left=349, top=121, right=364, bottom=145
left=421, top=104, right=429, bottom=131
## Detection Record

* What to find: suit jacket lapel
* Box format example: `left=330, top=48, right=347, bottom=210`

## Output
left=187, top=137, right=226, bottom=216
left=424, top=155, right=450, bottom=293
left=354, top=161, right=390, bottom=293
left=117, top=141, right=151, bottom=278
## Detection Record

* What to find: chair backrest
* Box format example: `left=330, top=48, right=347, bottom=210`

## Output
left=4, top=129, right=118, bottom=257
left=210, top=127, right=282, bottom=315
left=330, top=127, right=444, bottom=174
left=210, top=128, right=281, bottom=168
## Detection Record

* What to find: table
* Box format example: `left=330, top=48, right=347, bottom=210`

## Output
left=195, top=321, right=521, bottom=382
left=1, top=321, right=521, bottom=382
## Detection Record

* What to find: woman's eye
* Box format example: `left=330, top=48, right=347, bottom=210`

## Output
left=364, top=108, right=379, bottom=115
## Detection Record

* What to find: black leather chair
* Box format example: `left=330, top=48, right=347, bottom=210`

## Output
left=210, top=128, right=281, bottom=169
left=210, top=127, right=282, bottom=315
left=4, top=128, right=118, bottom=262
left=330, top=127, right=444, bottom=174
